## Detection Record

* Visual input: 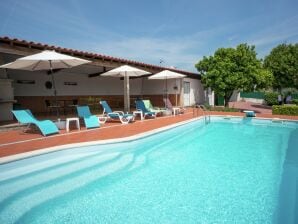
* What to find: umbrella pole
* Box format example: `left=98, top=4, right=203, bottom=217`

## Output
left=50, top=60, right=59, bottom=117
left=124, top=73, right=130, bottom=113
left=141, top=77, right=144, bottom=98
left=165, top=77, right=168, bottom=108
left=175, top=78, right=177, bottom=107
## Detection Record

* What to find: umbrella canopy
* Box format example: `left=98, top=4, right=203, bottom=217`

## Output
left=101, top=65, right=150, bottom=112
left=149, top=70, right=186, bottom=107
left=0, top=50, right=90, bottom=71
left=148, top=69, right=186, bottom=80
left=101, top=65, right=150, bottom=77
left=0, top=50, right=91, bottom=116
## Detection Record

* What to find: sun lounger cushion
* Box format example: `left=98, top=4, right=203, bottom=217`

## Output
left=12, top=110, right=59, bottom=136
left=83, top=115, right=100, bottom=128
left=135, top=100, right=156, bottom=118
left=76, top=106, right=100, bottom=129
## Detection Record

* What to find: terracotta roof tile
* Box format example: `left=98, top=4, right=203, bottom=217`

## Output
left=0, top=36, right=200, bottom=77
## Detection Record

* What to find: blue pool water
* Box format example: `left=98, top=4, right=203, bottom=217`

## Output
left=0, top=117, right=297, bottom=224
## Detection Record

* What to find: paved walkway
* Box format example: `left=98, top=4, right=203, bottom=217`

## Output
left=229, top=101, right=272, bottom=114
left=0, top=111, right=198, bottom=157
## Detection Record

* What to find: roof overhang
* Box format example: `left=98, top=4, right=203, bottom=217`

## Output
left=0, top=36, right=201, bottom=80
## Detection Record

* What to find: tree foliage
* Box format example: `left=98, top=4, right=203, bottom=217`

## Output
left=195, top=43, right=273, bottom=106
left=264, top=43, right=298, bottom=90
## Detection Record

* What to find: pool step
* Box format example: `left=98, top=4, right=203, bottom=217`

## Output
left=272, top=118, right=284, bottom=124
left=204, top=115, right=211, bottom=124
left=0, top=153, right=133, bottom=223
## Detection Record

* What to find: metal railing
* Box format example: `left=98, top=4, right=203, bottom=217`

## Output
left=193, top=105, right=210, bottom=124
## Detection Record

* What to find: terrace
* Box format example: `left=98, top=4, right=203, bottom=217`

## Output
left=1, top=104, right=297, bottom=159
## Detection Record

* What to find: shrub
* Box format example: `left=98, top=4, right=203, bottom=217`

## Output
left=203, top=103, right=211, bottom=110
left=209, top=107, right=240, bottom=112
left=264, top=92, right=279, bottom=106
left=292, top=99, right=298, bottom=105
left=272, top=105, right=298, bottom=115
left=240, top=92, right=265, bottom=99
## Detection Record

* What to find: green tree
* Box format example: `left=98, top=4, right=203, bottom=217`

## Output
left=264, top=43, right=298, bottom=91
left=195, top=44, right=273, bottom=107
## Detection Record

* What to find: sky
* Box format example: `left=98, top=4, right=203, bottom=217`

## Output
left=0, top=0, right=297, bottom=72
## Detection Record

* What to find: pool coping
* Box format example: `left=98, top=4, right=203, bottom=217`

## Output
left=0, top=115, right=297, bottom=164
left=0, top=116, right=204, bottom=164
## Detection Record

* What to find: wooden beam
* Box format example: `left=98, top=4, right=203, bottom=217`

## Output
left=119, top=74, right=151, bottom=80
left=88, top=67, right=107, bottom=78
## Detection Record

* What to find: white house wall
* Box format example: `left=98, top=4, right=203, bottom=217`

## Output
left=142, top=78, right=180, bottom=95
left=10, top=70, right=135, bottom=96
left=184, top=77, right=205, bottom=105
left=8, top=70, right=204, bottom=103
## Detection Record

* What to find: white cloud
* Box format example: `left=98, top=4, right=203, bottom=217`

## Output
left=253, top=17, right=298, bottom=45
left=246, top=15, right=298, bottom=56
left=5, top=1, right=297, bottom=72
left=86, top=36, right=204, bottom=72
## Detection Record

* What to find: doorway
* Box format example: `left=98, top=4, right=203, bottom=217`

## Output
left=183, top=81, right=190, bottom=106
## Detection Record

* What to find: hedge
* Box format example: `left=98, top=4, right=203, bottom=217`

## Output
left=240, top=92, right=265, bottom=99
left=206, top=106, right=240, bottom=112
left=292, top=93, right=298, bottom=99
left=272, top=105, right=298, bottom=115
left=264, top=92, right=279, bottom=106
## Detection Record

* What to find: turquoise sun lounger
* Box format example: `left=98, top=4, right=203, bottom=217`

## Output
left=12, top=110, right=59, bottom=136
left=142, top=99, right=166, bottom=115
left=76, top=105, right=100, bottom=129
left=135, top=100, right=156, bottom=119
left=100, top=100, right=134, bottom=124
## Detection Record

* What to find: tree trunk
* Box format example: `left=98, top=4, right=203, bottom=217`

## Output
left=224, top=91, right=233, bottom=107
left=224, top=96, right=229, bottom=107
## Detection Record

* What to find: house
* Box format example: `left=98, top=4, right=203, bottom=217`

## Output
left=0, top=37, right=205, bottom=121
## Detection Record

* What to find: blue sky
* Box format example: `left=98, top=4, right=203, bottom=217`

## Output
left=0, top=0, right=297, bottom=72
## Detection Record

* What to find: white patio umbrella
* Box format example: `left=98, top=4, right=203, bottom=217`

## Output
left=148, top=70, right=186, bottom=107
left=101, top=65, right=150, bottom=113
left=0, top=50, right=91, bottom=116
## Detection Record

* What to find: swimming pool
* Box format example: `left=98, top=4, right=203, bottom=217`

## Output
left=0, top=117, right=297, bottom=223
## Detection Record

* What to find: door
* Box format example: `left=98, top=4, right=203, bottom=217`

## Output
left=215, top=95, right=225, bottom=106
left=183, top=81, right=190, bottom=106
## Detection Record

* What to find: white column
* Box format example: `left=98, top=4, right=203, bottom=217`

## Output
left=208, top=89, right=215, bottom=106
left=0, top=56, right=8, bottom=78
left=124, top=75, right=130, bottom=112
left=180, top=79, right=184, bottom=107
left=0, top=79, right=15, bottom=121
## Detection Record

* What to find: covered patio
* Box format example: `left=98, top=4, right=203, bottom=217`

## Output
left=0, top=37, right=203, bottom=122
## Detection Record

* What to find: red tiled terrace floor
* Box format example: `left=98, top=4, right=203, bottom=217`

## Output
left=0, top=107, right=297, bottom=158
